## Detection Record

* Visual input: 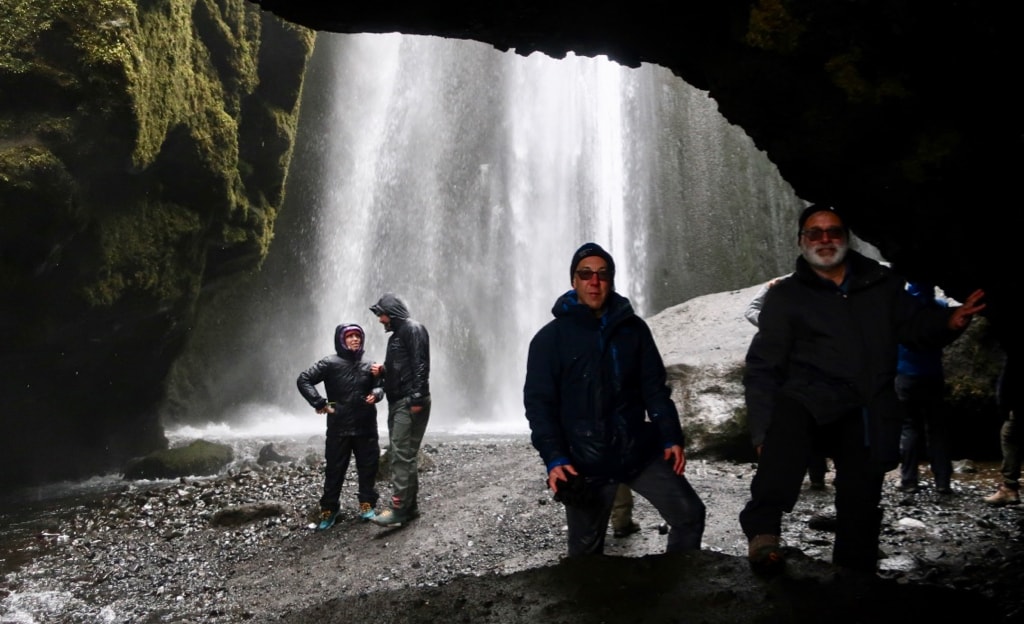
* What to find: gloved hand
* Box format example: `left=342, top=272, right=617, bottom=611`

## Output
left=552, top=472, right=601, bottom=507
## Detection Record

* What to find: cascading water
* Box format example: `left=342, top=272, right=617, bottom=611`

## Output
left=162, top=33, right=803, bottom=440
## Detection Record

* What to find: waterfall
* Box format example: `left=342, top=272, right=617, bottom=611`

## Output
left=162, top=33, right=803, bottom=439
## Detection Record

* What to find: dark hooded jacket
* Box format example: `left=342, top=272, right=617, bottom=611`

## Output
left=297, top=323, right=384, bottom=436
left=370, top=294, right=430, bottom=407
left=744, top=250, right=961, bottom=467
left=524, top=290, right=685, bottom=481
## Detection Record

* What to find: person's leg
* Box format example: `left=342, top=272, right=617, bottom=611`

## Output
left=984, top=410, right=1022, bottom=505
left=831, top=412, right=886, bottom=573
left=565, top=481, right=618, bottom=556
left=353, top=433, right=380, bottom=507
left=920, top=376, right=953, bottom=491
left=610, top=484, right=636, bottom=533
left=739, top=396, right=815, bottom=541
left=896, top=374, right=922, bottom=491
left=629, top=457, right=706, bottom=552
left=388, top=397, right=431, bottom=512
left=319, top=433, right=347, bottom=513
left=999, top=410, right=1022, bottom=488
left=806, top=443, right=828, bottom=489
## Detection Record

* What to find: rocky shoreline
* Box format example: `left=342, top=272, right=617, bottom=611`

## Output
left=2, top=434, right=1023, bottom=623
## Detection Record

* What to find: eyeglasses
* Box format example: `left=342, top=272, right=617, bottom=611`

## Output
left=801, top=226, right=846, bottom=242
left=575, top=268, right=612, bottom=282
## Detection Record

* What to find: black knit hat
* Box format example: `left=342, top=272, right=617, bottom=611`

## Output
left=797, top=204, right=846, bottom=239
left=570, top=242, right=616, bottom=282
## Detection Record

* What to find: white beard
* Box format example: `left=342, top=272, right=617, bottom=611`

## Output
left=801, top=239, right=849, bottom=271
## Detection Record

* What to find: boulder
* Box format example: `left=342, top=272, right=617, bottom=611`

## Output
left=122, top=439, right=234, bottom=480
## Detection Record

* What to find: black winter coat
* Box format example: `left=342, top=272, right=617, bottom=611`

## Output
left=744, top=250, right=960, bottom=467
left=297, top=325, right=383, bottom=437
left=371, top=294, right=430, bottom=407
left=524, top=290, right=684, bottom=481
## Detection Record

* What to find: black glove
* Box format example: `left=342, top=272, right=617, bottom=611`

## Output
left=552, top=472, right=601, bottom=507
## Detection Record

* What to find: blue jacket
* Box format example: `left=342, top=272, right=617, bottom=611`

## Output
left=896, top=283, right=948, bottom=378
left=524, top=290, right=684, bottom=481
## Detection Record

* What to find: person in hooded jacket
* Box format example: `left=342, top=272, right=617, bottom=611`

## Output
left=368, top=293, right=431, bottom=527
left=740, top=205, right=986, bottom=574
left=524, top=242, right=706, bottom=557
left=297, top=323, right=384, bottom=531
left=896, top=281, right=953, bottom=495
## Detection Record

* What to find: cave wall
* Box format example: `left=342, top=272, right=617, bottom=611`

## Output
left=0, top=0, right=314, bottom=490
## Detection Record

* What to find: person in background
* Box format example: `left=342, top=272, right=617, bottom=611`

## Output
left=611, top=484, right=641, bottom=538
left=740, top=204, right=985, bottom=574
left=297, top=323, right=384, bottom=531
left=984, top=344, right=1022, bottom=506
left=368, top=293, right=431, bottom=527
left=745, top=274, right=828, bottom=491
left=525, top=242, right=706, bottom=557
left=896, top=281, right=953, bottom=496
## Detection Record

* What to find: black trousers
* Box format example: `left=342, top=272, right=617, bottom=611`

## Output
left=564, top=455, right=706, bottom=557
left=320, top=433, right=380, bottom=512
left=739, top=396, right=885, bottom=573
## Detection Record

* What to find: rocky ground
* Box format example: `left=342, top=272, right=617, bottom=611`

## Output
left=2, top=434, right=1024, bottom=623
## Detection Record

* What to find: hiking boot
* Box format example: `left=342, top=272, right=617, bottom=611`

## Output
left=316, top=509, right=339, bottom=531
left=983, top=484, right=1021, bottom=506
left=899, top=482, right=919, bottom=494
left=613, top=521, right=641, bottom=538
left=358, top=502, right=376, bottom=521
left=371, top=506, right=416, bottom=527
left=748, top=534, right=784, bottom=570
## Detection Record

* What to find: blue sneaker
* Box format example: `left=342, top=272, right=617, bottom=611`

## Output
left=316, top=509, right=338, bottom=531
left=359, top=502, right=376, bottom=521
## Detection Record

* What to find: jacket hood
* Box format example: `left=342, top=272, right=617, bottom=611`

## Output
left=369, top=293, right=410, bottom=321
left=334, top=323, right=365, bottom=359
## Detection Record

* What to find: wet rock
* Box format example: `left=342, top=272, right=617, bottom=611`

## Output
left=122, top=439, right=234, bottom=480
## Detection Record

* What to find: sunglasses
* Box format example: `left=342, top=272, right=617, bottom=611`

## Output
left=575, top=268, right=612, bottom=282
left=801, top=226, right=846, bottom=242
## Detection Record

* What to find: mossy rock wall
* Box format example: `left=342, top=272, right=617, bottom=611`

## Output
left=0, top=0, right=314, bottom=490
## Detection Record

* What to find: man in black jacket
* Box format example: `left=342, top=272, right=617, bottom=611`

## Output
left=740, top=205, right=986, bottom=573
left=297, top=323, right=384, bottom=530
left=524, top=242, right=706, bottom=557
left=368, top=293, right=431, bottom=527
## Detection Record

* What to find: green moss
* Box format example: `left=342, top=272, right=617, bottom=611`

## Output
left=2, top=0, right=313, bottom=320
left=83, top=203, right=203, bottom=307
left=122, top=439, right=233, bottom=480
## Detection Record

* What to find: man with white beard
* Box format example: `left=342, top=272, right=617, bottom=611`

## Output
left=739, top=205, right=986, bottom=575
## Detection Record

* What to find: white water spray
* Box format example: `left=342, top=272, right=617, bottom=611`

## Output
left=163, top=34, right=802, bottom=440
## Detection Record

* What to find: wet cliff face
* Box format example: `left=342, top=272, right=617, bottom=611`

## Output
left=0, top=1, right=313, bottom=490
left=249, top=0, right=1020, bottom=341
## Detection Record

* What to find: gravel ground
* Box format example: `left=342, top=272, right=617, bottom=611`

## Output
left=2, top=434, right=1024, bottom=623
